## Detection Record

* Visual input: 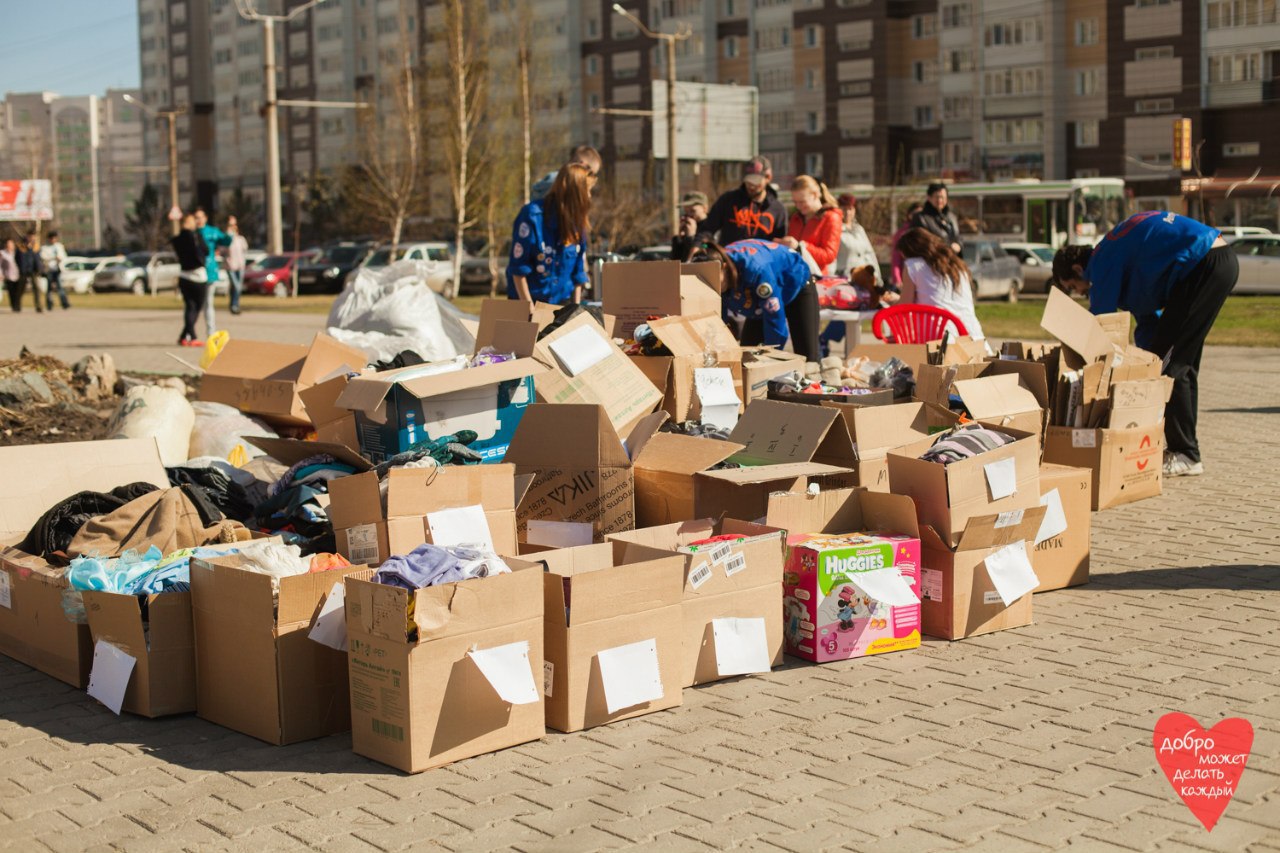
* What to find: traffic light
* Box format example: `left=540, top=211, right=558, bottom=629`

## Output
left=1172, top=118, right=1192, bottom=171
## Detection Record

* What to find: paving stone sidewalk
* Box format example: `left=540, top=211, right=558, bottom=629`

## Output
left=0, top=347, right=1277, bottom=853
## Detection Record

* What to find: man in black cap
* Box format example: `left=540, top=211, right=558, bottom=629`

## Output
left=911, top=182, right=962, bottom=255
left=700, top=156, right=788, bottom=246
left=671, top=191, right=709, bottom=261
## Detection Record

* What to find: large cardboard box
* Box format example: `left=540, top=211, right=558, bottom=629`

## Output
left=335, top=357, right=545, bottom=464
left=886, top=426, right=1041, bottom=548
left=1032, top=464, right=1092, bottom=591
left=300, top=370, right=362, bottom=449
left=765, top=488, right=922, bottom=663
left=1043, top=424, right=1163, bottom=510
left=915, top=359, right=1050, bottom=419
left=694, top=464, right=855, bottom=524
left=602, top=260, right=722, bottom=338
left=191, top=555, right=364, bottom=745
left=919, top=508, right=1047, bottom=640
left=630, top=427, right=745, bottom=528
left=952, top=373, right=1045, bottom=436
left=81, top=589, right=195, bottom=717
left=610, top=519, right=786, bottom=687
left=345, top=560, right=545, bottom=773
left=634, top=313, right=746, bottom=423
left=328, top=464, right=529, bottom=566
left=200, top=333, right=367, bottom=427
left=0, top=438, right=170, bottom=687
left=822, top=400, right=959, bottom=492
left=742, top=348, right=807, bottom=402
left=538, top=541, right=685, bottom=732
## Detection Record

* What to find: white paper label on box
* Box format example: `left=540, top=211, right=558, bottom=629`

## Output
left=688, top=560, right=713, bottom=590
left=983, top=590, right=1004, bottom=605
left=982, top=541, right=1041, bottom=607
left=724, top=553, right=747, bottom=577
left=1035, top=488, right=1069, bottom=546
left=708, top=542, right=733, bottom=566
left=543, top=660, right=554, bottom=698
left=468, top=641, right=541, bottom=705
left=999, top=354, right=1017, bottom=361
left=983, top=457, right=1018, bottom=501
left=596, top=638, right=664, bottom=714
left=526, top=520, right=594, bottom=549
left=850, top=568, right=920, bottom=607
left=711, top=617, right=772, bottom=677
left=307, top=582, right=348, bottom=651
left=694, top=367, right=741, bottom=431
left=346, top=523, right=381, bottom=565
left=1072, top=429, right=1097, bottom=448
left=920, top=569, right=943, bottom=602
left=87, top=640, right=136, bottom=715
left=427, top=504, right=495, bottom=552
left=995, top=509, right=1025, bottom=529
left=0, top=572, right=11, bottom=609
left=548, top=324, right=614, bottom=377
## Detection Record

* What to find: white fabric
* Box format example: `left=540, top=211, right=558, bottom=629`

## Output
left=904, top=257, right=984, bottom=338
left=836, top=223, right=882, bottom=284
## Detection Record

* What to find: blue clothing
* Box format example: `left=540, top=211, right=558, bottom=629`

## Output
left=1086, top=211, right=1219, bottom=348
left=530, top=171, right=557, bottom=202
left=198, top=224, right=231, bottom=283
left=506, top=198, right=587, bottom=304
left=722, top=240, right=812, bottom=348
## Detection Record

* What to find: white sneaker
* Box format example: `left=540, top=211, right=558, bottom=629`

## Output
left=1163, top=452, right=1204, bottom=477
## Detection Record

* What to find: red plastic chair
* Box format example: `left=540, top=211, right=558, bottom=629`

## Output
left=871, top=304, right=968, bottom=344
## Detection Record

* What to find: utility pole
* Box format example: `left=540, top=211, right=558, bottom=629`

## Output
left=611, top=4, right=691, bottom=236
left=124, top=93, right=186, bottom=237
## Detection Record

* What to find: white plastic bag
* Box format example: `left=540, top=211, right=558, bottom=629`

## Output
left=188, top=401, right=278, bottom=463
left=107, top=385, right=195, bottom=466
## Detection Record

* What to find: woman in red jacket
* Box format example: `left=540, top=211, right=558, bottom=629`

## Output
left=778, top=175, right=842, bottom=274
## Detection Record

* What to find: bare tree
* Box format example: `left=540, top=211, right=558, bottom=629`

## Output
left=514, top=0, right=533, bottom=204
left=440, top=0, right=490, bottom=292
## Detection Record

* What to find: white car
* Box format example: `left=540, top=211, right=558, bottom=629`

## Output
left=356, top=241, right=457, bottom=297
left=1226, top=235, right=1280, bottom=295
left=92, top=251, right=182, bottom=294
left=61, top=255, right=124, bottom=294
left=1000, top=242, right=1056, bottom=293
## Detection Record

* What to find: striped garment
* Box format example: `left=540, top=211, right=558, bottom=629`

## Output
left=919, top=423, right=1016, bottom=465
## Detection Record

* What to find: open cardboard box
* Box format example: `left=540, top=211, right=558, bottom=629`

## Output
left=633, top=313, right=746, bottom=423
left=0, top=438, right=170, bottom=688
left=300, top=369, right=365, bottom=450
left=1032, top=463, right=1091, bottom=591
left=742, top=348, right=807, bottom=402
left=200, top=332, right=368, bottom=427
left=821, top=400, right=959, bottom=492
left=602, top=259, right=722, bottom=338
left=345, top=559, right=545, bottom=773
left=628, top=417, right=745, bottom=528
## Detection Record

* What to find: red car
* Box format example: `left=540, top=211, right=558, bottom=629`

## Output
left=242, top=252, right=317, bottom=296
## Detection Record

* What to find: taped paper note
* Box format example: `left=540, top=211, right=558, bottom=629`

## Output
left=694, top=367, right=741, bottom=431
left=87, top=640, right=136, bottom=715
left=1072, top=429, right=1096, bottom=449
left=711, top=617, right=772, bottom=677
left=850, top=568, right=920, bottom=607
left=920, top=569, right=943, bottom=602
left=982, top=541, right=1040, bottom=607
left=469, top=641, right=541, bottom=705
left=307, top=582, right=348, bottom=651
left=0, top=572, right=10, bottom=608
left=526, top=520, right=594, bottom=549
left=548, top=324, right=613, bottom=377
left=427, top=505, right=495, bottom=552
left=596, top=638, right=664, bottom=713
left=995, top=509, right=1025, bottom=529
left=1035, top=488, right=1069, bottom=545
left=984, top=457, right=1018, bottom=500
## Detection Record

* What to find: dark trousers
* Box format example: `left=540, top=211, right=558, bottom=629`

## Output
left=740, top=281, right=821, bottom=362
left=18, top=273, right=41, bottom=312
left=178, top=278, right=208, bottom=342
left=45, top=269, right=69, bottom=310
left=4, top=279, right=21, bottom=311
left=1148, top=245, right=1238, bottom=463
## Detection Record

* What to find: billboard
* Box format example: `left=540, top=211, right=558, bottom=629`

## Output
left=652, top=82, right=758, bottom=163
left=0, top=180, right=53, bottom=221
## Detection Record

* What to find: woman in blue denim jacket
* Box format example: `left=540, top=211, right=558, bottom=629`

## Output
left=506, top=163, right=593, bottom=304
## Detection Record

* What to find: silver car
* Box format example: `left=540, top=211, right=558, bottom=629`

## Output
left=92, top=251, right=181, bottom=294
left=1000, top=242, right=1055, bottom=294
left=1227, top=235, right=1280, bottom=295
left=961, top=239, right=1023, bottom=301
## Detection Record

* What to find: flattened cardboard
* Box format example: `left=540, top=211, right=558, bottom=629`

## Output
left=602, top=260, right=722, bottom=338
left=475, top=298, right=533, bottom=353
left=82, top=590, right=195, bottom=717
left=1043, top=424, right=1163, bottom=510
left=300, top=371, right=363, bottom=450
left=1032, top=464, right=1091, bottom=591
left=1095, top=310, right=1132, bottom=347
left=726, top=399, right=856, bottom=468
left=1040, top=288, right=1116, bottom=364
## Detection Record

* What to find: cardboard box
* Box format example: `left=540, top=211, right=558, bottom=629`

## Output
left=630, top=428, right=745, bottom=528
left=915, top=359, right=1050, bottom=417
left=742, top=348, right=807, bottom=402
left=602, top=260, right=722, bottom=338
left=765, top=488, right=922, bottom=663
left=845, top=343, right=930, bottom=372
left=345, top=560, right=545, bottom=773
left=1032, top=464, right=1091, bottom=591
left=0, top=438, right=170, bottom=687
left=191, top=555, right=364, bottom=745
left=1108, top=376, right=1174, bottom=430
left=610, top=519, right=786, bottom=687
left=328, top=464, right=529, bottom=566
left=726, top=399, right=857, bottom=468
left=886, top=426, right=1041, bottom=548
left=538, top=541, right=685, bottom=732
left=821, top=400, right=959, bottom=492
left=200, top=333, right=367, bottom=427
left=694, top=463, right=855, bottom=524
left=767, top=383, right=894, bottom=407
left=918, top=507, right=1047, bottom=640
left=1043, top=424, right=1163, bottom=510
left=81, top=590, right=195, bottom=717
left=952, top=372, right=1045, bottom=436
left=300, top=370, right=362, bottom=449
left=636, top=313, right=745, bottom=423
left=335, top=357, right=546, bottom=464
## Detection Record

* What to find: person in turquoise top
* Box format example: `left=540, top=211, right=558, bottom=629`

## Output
left=507, top=163, right=593, bottom=305
left=1052, top=211, right=1239, bottom=478
left=194, top=207, right=231, bottom=335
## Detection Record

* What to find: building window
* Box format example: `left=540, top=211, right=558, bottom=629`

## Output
left=914, top=105, right=935, bottom=128
left=724, top=36, right=738, bottom=58
left=985, top=17, right=1043, bottom=46
left=1207, top=1, right=1278, bottom=28
left=1074, top=69, right=1101, bottom=96
left=944, top=141, right=971, bottom=167
left=947, top=49, right=973, bottom=72
left=912, top=149, right=940, bottom=174
left=1136, top=0, right=1171, bottom=5
left=943, top=96, right=971, bottom=119
left=984, top=118, right=1044, bottom=145
left=984, top=67, right=1044, bottom=96
left=1075, top=120, right=1100, bottom=147
left=805, top=68, right=818, bottom=90
left=941, top=3, right=971, bottom=28
left=1135, top=46, right=1175, bottom=61
left=1208, top=51, right=1264, bottom=83
left=912, top=14, right=937, bottom=39
left=586, top=55, right=598, bottom=75
left=1074, top=17, right=1099, bottom=45
left=1223, top=141, right=1261, bottom=156
left=1135, top=98, right=1174, bottom=113
left=806, top=111, right=821, bottom=134
left=805, top=25, right=820, bottom=48
left=912, top=60, right=938, bottom=84
left=805, top=153, right=823, bottom=176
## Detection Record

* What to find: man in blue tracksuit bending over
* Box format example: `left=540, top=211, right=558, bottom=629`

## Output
left=1052, top=211, right=1238, bottom=478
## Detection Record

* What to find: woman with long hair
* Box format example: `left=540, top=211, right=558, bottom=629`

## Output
left=693, top=238, right=821, bottom=360
left=171, top=212, right=210, bottom=346
left=777, top=175, right=843, bottom=274
left=506, top=162, right=594, bottom=304
left=896, top=227, right=983, bottom=338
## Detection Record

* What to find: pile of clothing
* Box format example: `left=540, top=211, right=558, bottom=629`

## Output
left=919, top=422, right=1017, bottom=466
left=371, top=542, right=513, bottom=640
left=251, top=453, right=358, bottom=554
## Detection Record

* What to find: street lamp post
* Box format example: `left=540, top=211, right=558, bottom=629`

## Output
left=123, top=93, right=186, bottom=237
left=610, top=4, right=691, bottom=237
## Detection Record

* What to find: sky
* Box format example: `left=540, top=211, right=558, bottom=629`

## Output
left=1, top=1, right=140, bottom=97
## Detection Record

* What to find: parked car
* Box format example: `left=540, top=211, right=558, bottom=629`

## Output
left=295, top=242, right=375, bottom=294
left=355, top=241, right=457, bottom=297
left=92, top=251, right=181, bottom=294
left=961, top=239, right=1022, bottom=301
left=1000, top=242, right=1056, bottom=293
left=632, top=245, right=675, bottom=262
left=243, top=253, right=316, bottom=297
left=586, top=251, right=625, bottom=295
left=1226, top=235, right=1280, bottom=295
left=1218, top=225, right=1274, bottom=238
left=62, top=255, right=124, bottom=294
left=460, top=252, right=505, bottom=295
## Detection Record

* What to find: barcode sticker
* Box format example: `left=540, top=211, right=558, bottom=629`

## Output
left=543, top=661, right=554, bottom=698
left=0, top=572, right=11, bottom=609
left=1072, top=429, right=1097, bottom=448
left=689, top=561, right=713, bottom=590
left=983, top=590, right=1004, bottom=606
left=995, top=509, right=1025, bottom=529
left=709, top=543, right=733, bottom=566
left=724, top=553, right=747, bottom=577
left=346, top=523, right=381, bottom=565
left=372, top=718, right=405, bottom=742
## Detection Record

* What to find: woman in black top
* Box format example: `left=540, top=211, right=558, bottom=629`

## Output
left=170, top=213, right=209, bottom=346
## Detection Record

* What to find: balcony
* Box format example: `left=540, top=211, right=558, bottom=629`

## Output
left=1124, top=1, right=1181, bottom=40
left=1124, top=58, right=1182, bottom=97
